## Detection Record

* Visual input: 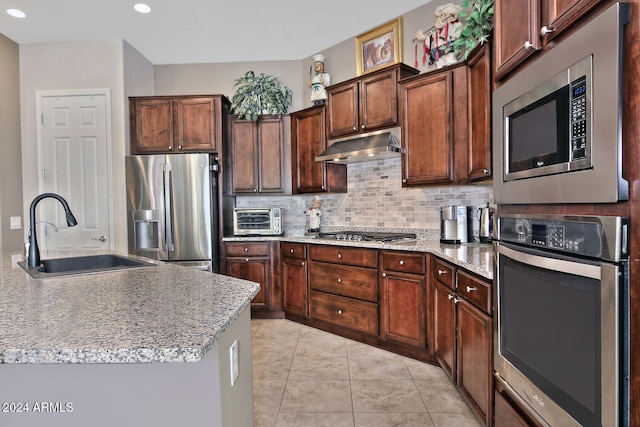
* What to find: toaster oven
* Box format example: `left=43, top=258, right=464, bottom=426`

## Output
left=233, top=208, right=282, bottom=236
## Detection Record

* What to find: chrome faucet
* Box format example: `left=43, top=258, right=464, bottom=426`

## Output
left=27, top=193, right=78, bottom=267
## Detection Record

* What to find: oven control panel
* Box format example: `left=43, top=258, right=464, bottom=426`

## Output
left=496, top=214, right=629, bottom=262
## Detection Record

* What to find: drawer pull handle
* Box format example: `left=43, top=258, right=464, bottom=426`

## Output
left=245, top=258, right=249, bottom=262
left=466, top=286, right=476, bottom=292
left=448, top=294, right=454, bottom=300
left=438, top=269, right=447, bottom=275
left=337, top=278, right=342, bottom=283
left=338, top=309, right=344, bottom=314
left=301, top=261, right=305, bottom=266
left=399, top=260, right=405, bottom=266
left=337, top=253, right=342, bottom=259
left=290, top=248, right=295, bottom=253
left=244, top=247, right=249, bottom=252
left=454, top=298, right=460, bottom=304
left=523, top=40, right=534, bottom=49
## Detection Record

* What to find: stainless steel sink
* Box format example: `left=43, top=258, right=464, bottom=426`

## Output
left=19, top=254, right=157, bottom=278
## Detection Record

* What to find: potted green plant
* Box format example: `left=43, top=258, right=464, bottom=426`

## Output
left=452, top=0, right=494, bottom=61
left=230, top=71, right=293, bottom=121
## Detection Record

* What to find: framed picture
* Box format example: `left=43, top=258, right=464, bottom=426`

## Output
left=355, top=18, right=403, bottom=76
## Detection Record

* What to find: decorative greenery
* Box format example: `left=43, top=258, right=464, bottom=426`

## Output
left=452, top=0, right=494, bottom=60
left=230, top=71, right=293, bottom=121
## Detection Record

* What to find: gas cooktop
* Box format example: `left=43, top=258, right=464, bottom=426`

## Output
left=316, top=231, right=417, bottom=243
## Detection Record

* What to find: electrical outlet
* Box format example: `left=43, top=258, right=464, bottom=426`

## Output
left=10, top=216, right=21, bottom=230
left=229, top=340, right=239, bottom=386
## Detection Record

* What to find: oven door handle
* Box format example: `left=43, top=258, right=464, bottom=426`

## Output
left=496, top=242, right=601, bottom=280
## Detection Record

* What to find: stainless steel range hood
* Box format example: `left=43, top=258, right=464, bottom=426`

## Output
left=315, top=127, right=401, bottom=164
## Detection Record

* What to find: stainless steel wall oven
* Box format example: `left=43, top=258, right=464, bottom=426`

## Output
left=494, top=214, right=629, bottom=426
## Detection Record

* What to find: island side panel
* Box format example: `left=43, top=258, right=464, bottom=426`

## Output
left=0, top=307, right=253, bottom=427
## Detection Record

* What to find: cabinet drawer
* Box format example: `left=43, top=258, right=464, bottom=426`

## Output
left=432, top=258, right=455, bottom=290
left=309, top=245, right=378, bottom=268
left=225, top=242, right=270, bottom=257
left=382, top=251, right=425, bottom=274
left=310, top=290, right=378, bottom=335
left=457, top=270, right=492, bottom=315
left=281, top=242, right=307, bottom=260
left=309, top=262, right=378, bottom=302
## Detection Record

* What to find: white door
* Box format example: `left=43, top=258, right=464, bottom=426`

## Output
left=37, top=91, right=112, bottom=252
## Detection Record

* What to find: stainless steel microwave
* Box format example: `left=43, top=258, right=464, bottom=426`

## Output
left=233, top=208, right=282, bottom=236
left=493, top=2, right=629, bottom=204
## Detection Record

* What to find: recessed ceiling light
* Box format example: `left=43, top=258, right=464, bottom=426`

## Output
left=134, top=3, right=151, bottom=14
left=7, top=8, right=26, bottom=18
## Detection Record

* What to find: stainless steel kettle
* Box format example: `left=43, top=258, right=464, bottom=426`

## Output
left=477, top=203, right=494, bottom=243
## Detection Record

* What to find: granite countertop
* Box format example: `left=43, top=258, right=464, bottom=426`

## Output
left=223, top=233, right=494, bottom=280
left=0, top=253, right=259, bottom=364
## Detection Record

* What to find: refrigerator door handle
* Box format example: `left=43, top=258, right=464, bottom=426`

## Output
left=163, top=164, right=175, bottom=252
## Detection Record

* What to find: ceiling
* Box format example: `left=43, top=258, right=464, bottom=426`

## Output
left=0, top=0, right=430, bottom=65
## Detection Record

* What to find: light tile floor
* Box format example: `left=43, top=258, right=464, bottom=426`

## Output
left=251, top=319, right=483, bottom=427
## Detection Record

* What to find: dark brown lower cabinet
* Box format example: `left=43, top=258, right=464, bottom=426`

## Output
left=379, top=251, right=427, bottom=349
left=431, top=257, right=493, bottom=426
left=280, top=242, right=308, bottom=317
left=457, top=296, right=492, bottom=426
left=223, top=241, right=281, bottom=317
left=433, top=279, right=456, bottom=378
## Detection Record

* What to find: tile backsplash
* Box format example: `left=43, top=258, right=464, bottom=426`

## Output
left=234, top=158, right=494, bottom=236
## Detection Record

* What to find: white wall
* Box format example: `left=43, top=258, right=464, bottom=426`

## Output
left=19, top=39, right=153, bottom=253
left=0, top=33, right=23, bottom=252
left=155, top=60, right=304, bottom=111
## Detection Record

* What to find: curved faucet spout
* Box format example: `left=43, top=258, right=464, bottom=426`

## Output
left=28, top=193, right=78, bottom=268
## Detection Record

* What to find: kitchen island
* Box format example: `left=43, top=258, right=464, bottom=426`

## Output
left=0, top=252, right=259, bottom=427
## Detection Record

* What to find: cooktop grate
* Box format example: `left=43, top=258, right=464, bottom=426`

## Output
left=316, top=231, right=416, bottom=242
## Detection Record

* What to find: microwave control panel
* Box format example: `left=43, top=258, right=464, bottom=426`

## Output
left=570, top=76, right=588, bottom=160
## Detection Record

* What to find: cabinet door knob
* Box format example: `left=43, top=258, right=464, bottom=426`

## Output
left=361, top=125, right=365, bottom=129
left=540, top=26, right=555, bottom=37
left=466, top=286, right=476, bottom=292
left=352, top=126, right=357, bottom=131
left=178, top=145, right=182, bottom=150
left=382, top=272, right=387, bottom=278
left=523, top=40, right=534, bottom=50
left=448, top=294, right=454, bottom=300
left=244, top=247, right=249, bottom=252
left=402, top=179, right=407, bottom=183
left=483, top=168, right=489, bottom=174
left=168, top=146, right=173, bottom=150
left=301, top=261, right=305, bottom=266
left=290, top=248, right=295, bottom=253
left=337, top=278, right=342, bottom=283
left=245, top=258, right=249, bottom=262
left=254, top=188, right=258, bottom=192
left=337, top=309, right=344, bottom=314
left=337, top=253, right=342, bottom=259
left=454, top=297, right=460, bottom=304
left=399, top=260, right=405, bottom=266
left=438, top=269, right=447, bottom=275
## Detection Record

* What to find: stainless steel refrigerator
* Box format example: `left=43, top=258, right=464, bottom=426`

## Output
left=125, top=153, right=220, bottom=272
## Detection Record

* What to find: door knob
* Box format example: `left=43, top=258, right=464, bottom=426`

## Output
left=92, top=235, right=107, bottom=242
